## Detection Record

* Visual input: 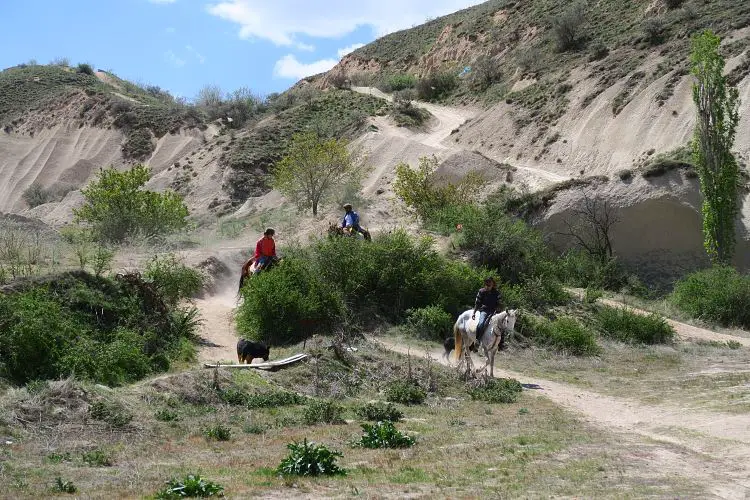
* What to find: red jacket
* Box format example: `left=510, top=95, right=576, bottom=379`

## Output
left=254, top=236, right=276, bottom=260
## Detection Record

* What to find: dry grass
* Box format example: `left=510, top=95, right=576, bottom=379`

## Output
left=0, top=338, right=702, bottom=498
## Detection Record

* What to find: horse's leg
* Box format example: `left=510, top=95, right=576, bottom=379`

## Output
left=489, top=348, right=496, bottom=378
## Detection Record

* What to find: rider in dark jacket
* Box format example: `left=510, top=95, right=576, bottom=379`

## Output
left=471, top=277, right=501, bottom=350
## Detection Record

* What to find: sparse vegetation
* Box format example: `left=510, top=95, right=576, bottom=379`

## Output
left=355, top=402, right=404, bottom=422
left=551, top=2, right=587, bottom=52
left=467, top=378, right=523, bottom=404
left=204, top=424, right=231, bottom=441
left=154, top=474, right=224, bottom=499
left=303, top=399, right=346, bottom=425
left=385, top=380, right=426, bottom=405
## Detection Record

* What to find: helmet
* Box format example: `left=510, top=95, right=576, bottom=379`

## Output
left=343, top=203, right=353, bottom=211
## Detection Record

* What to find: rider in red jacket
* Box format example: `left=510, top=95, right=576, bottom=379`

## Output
left=253, top=228, right=277, bottom=273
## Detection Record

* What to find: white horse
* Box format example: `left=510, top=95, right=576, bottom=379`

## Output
left=451, top=309, right=518, bottom=378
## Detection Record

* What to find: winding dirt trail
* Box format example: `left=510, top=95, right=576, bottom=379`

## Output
left=373, top=338, right=750, bottom=499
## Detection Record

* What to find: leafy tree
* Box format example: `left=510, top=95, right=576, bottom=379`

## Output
left=690, top=30, right=741, bottom=264
left=74, top=165, right=189, bottom=242
left=272, top=131, right=358, bottom=215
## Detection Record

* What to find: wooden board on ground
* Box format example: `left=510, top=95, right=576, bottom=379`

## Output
left=203, top=353, right=308, bottom=371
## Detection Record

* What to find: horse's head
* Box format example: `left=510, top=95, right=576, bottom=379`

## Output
left=497, top=309, right=518, bottom=333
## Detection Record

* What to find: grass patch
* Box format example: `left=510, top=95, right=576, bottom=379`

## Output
left=467, top=378, right=523, bottom=404
left=385, top=380, right=426, bottom=405
left=355, top=402, right=403, bottom=422
left=302, top=399, right=346, bottom=425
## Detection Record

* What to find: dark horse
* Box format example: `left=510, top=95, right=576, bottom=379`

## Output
left=238, top=256, right=280, bottom=293
left=327, top=222, right=371, bottom=241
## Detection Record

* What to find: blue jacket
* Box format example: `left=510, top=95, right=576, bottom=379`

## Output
left=341, top=210, right=360, bottom=228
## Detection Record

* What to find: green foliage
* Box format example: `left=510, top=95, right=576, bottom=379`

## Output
left=671, top=266, right=750, bottom=328
left=551, top=2, right=587, bottom=52
left=382, top=74, right=417, bottom=92
left=357, top=421, right=415, bottom=448
left=236, top=254, right=344, bottom=345
left=76, top=63, right=94, bottom=75
left=277, top=439, right=346, bottom=477
left=272, top=131, right=358, bottom=215
left=244, top=390, right=307, bottom=408
left=467, top=378, right=523, bottom=404
left=393, top=155, right=485, bottom=222
left=53, top=477, right=77, bottom=494
left=691, top=30, right=741, bottom=264
left=416, top=72, right=458, bottom=101
left=0, top=271, right=199, bottom=385
left=385, top=380, right=426, bottom=405
left=74, top=165, right=189, bottom=242
left=144, top=254, right=205, bottom=307
left=518, top=315, right=600, bottom=356
left=81, top=449, right=112, bottom=467
left=303, top=399, right=346, bottom=425
left=392, top=99, right=432, bottom=128
left=355, top=402, right=403, bottom=422
left=204, top=424, right=231, bottom=441
left=642, top=17, right=667, bottom=45
left=89, top=399, right=133, bottom=427
left=155, top=408, right=179, bottom=422
left=595, top=306, right=675, bottom=344
left=154, top=474, right=224, bottom=499
left=404, top=305, right=454, bottom=341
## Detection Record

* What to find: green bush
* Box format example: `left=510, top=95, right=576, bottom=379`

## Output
left=76, top=63, right=94, bottom=75
left=357, top=421, right=415, bottom=448
left=236, top=254, right=344, bottom=345
left=154, top=474, right=224, bottom=499
left=355, top=402, right=403, bottom=422
left=467, top=378, right=523, bottom=403
left=303, top=399, right=346, bottom=425
left=385, top=380, right=426, bottom=405
left=518, top=315, right=600, bottom=356
left=204, top=424, right=231, bottom=441
left=74, top=165, right=189, bottom=243
left=277, top=439, right=346, bottom=477
left=144, top=254, right=205, bottom=307
left=89, top=399, right=133, bottom=428
left=670, top=266, right=750, bottom=328
left=382, top=74, right=417, bottom=92
left=595, top=306, right=674, bottom=344
left=54, top=477, right=77, bottom=494
left=81, top=449, right=112, bottom=467
left=416, top=72, right=458, bottom=101
left=155, top=408, right=179, bottom=422
left=404, top=305, right=454, bottom=340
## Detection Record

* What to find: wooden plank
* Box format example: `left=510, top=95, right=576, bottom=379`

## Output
left=203, top=353, right=308, bottom=371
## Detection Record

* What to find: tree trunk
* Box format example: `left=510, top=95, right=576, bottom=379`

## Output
left=312, top=200, right=318, bottom=216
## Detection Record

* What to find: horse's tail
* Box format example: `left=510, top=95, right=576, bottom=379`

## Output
left=454, top=321, right=462, bottom=361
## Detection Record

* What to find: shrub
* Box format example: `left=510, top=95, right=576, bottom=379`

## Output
left=383, top=74, right=417, bottom=92
left=204, top=424, right=231, bottom=441
left=154, top=474, right=224, bottom=499
left=303, top=399, right=345, bottom=425
left=81, top=449, right=112, bottom=467
left=236, top=254, right=344, bottom=345
left=355, top=402, right=403, bottom=422
left=670, top=266, right=750, bottom=328
left=596, top=306, right=674, bottom=344
left=518, top=315, right=600, bottom=355
left=404, top=305, right=454, bottom=340
left=551, top=2, right=586, bottom=52
left=642, top=17, right=667, bottom=45
left=22, top=183, right=51, bottom=207
left=385, top=380, right=426, bottom=405
left=616, top=169, right=633, bottom=181
left=144, top=254, right=205, bottom=307
left=76, top=63, right=94, bottom=75
left=392, top=100, right=431, bottom=128
left=664, top=0, right=685, bottom=9
left=74, top=165, right=189, bottom=242
left=467, top=378, right=523, bottom=403
left=54, top=477, right=77, bottom=494
left=89, top=399, right=133, bottom=428
left=245, top=390, right=307, bottom=408
left=277, top=439, right=346, bottom=476
left=589, top=42, right=609, bottom=61
left=416, top=72, right=458, bottom=101
left=155, top=408, right=179, bottom=422
left=357, top=421, right=415, bottom=448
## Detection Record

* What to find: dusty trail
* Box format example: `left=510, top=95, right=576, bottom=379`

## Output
left=373, top=338, right=750, bottom=498
left=195, top=289, right=240, bottom=363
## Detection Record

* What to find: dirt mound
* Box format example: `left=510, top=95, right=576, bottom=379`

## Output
left=436, top=150, right=515, bottom=184
left=3, top=378, right=91, bottom=427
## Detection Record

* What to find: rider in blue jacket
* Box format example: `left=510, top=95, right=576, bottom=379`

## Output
left=341, top=203, right=362, bottom=234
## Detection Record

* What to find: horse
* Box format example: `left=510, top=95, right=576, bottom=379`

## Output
left=327, top=222, right=372, bottom=241
left=238, top=256, right=280, bottom=293
left=451, top=309, right=518, bottom=378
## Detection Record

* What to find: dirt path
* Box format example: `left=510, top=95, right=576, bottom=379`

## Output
left=195, top=289, right=240, bottom=363
left=374, top=338, right=750, bottom=498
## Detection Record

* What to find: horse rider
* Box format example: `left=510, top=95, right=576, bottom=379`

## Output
left=253, top=227, right=278, bottom=274
left=341, top=203, right=364, bottom=237
left=471, top=277, right=502, bottom=351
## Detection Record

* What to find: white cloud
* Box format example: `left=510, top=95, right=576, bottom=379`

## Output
left=149, top=0, right=177, bottom=4
left=273, top=54, right=338, bottom=79
left=186, top=45, right=206, bottom=64
left=337, top=43, right=365, bottom=58
left=164, top=50, right=186, bottom=67
left=206, top=0, right=483, bottom=47
left=296, top=42, right=316, bottom=52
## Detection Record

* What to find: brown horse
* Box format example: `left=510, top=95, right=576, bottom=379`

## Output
left=238, top=256, right=280, bottom=292
left=327, top=222, right=371, bottom=241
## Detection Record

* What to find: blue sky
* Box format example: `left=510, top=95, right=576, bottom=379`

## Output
left=0, top=0, right=483, bottom=101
